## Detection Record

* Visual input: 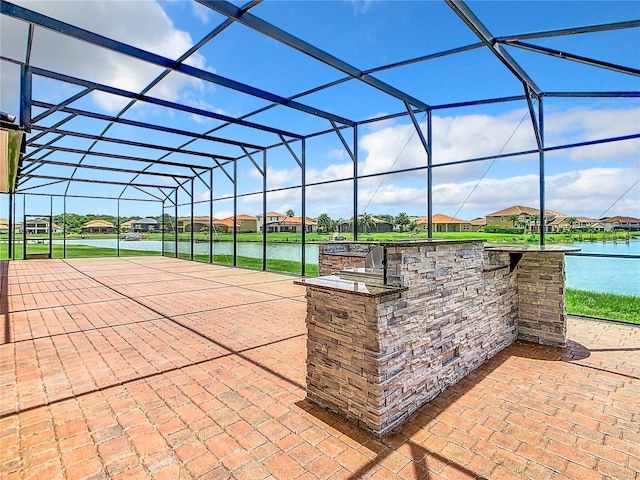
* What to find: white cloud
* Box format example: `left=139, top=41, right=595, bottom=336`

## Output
left=358, top=109, right=537, bottom=182
left=191, top=2, right=212, bottom=24
left=1, top=0, right=210, bottom=113
left=328, top=149, right=346, bottom=160
left=214, top=164, right=639, bottom=221
left=350, top=0, right=373, bottom=14
left=212, top=210, right=233, bottom=219
left=430, top=167, right=640, bottom=219
left=545, top=107, right=640, bottom=161
left=249, top=107, right=639, bottom=219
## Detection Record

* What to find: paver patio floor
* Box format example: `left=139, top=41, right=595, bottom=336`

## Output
left=1, top=257, right=638, bottom=480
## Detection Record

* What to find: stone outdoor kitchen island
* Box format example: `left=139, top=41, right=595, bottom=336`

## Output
left=295, top=239, right=578, bottom=436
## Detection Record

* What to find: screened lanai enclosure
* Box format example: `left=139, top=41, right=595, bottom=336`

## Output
left=1, top=0, right=639, bottom=273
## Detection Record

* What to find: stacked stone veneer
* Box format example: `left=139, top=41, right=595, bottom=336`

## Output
left=317, top=242, right=374, bottom=277
left=307, top=240, right=520, bottom=436
left=515, top=252, right=567, bottom=347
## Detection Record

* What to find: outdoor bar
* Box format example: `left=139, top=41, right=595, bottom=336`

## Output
left=296, top=239, right=579, bottom=436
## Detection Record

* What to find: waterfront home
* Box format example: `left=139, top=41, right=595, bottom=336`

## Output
left=602, top=216, right=640, bottom=231
left=415, top=213, right=472, bottom=233
left=81, top=219, right=117, bottom=234
left=131, top=218, right=162, bottom=232
left=338, top=216, right=393, bottom=233
left=177, top=216, right=211, bottom=233
left=485, top=205, right=564, bottom=233
left=256, top=212, right=286, bottom=233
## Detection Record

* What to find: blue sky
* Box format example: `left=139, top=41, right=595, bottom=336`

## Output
left=1, top=0, right=639, bottom=222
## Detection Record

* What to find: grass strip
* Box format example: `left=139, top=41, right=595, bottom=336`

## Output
left=176, top=252, right=318, bottom=276
left=0, top=244, right=161, bottom=258
left=566, top=288, right=640, bottom=324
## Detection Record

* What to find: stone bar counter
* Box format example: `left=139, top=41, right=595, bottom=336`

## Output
left=295, top=239, right=578, bottom=436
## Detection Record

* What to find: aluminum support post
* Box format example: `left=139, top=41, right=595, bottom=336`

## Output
left=190, top=178, right=194, bottom=261
left=301, top=138, right=306, bottom=276
left=233, top=158, right=237, bottom=266
left=427, top=110, right=433, bottom=238
left=117, top=199, right=120, bottom=257
left=174, top=189, right=178, bottom=258
left=539, top=99, right=546, bottom=246
left=209, top=169, right=213, bottom=264
left=262, top=150, right=267, bottom=271
left=8, top=193, right=13, bottom=259
left=20, top=66, right=32, bottom=132
left=353, top=125, right=358, bottom=241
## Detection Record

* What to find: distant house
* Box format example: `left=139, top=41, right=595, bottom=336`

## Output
left=24, top=219, right=63, bottom=235
left=177, top=216, right=211, bottom=233
left=270, top=216, right=317, bottom=233
left=0, top=219, right=9, bottom=234
left=338, top=216, right=393, bottom=233
left=415, top=214, right=471, bottom=233
left=213, top=218, right=235, bottom=233
left=572, top=217, right=604, bottom=231
left=119, top=219, right=137, bottom=232
left=602, top=216, right=640, bottom=232
left=469, top=218, right=486, bottom=232
left=236, top=214, right=257, bottom=233
left=256, top=212, right=286, bottom=233
left=545, top=215, right=568, bottom=234
left=485, top=205, right=563, bottom=233
left=131, top=218, right=161, bottom=232
left=212, top=215, right=257, bottom=233
left=81, top=219, right=116, bottom=234
left=256, top=212, right=317, bottom=233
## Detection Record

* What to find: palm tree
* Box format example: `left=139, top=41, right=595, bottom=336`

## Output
left=286, top=209, right=295, bottom=217
left=530, top=214, right=540, bottom=234
left=395, top=212, right=410, bottom=232
left=360, top=213, right=376, bottom=234
left=565, top=216, right=578, bottom=232
left=316, top=213, right=333, bottom=234
left=508, top=214, right=520, bottom=227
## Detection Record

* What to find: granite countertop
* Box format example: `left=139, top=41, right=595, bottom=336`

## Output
left=294, top=275, right=407, bottom=297
left=484, top=244, right=581, bottom=253
left=378, top=238, right=486, bottom=247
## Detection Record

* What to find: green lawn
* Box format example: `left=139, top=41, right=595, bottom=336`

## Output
left=566, top=288, right=640, bottom=324
left=0, top=243, right=161, bottom=259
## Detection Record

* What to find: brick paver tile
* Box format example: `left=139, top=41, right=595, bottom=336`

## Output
left=263, top=451, right=306, bottom=479
left=4, top=259, right=640, bottom=480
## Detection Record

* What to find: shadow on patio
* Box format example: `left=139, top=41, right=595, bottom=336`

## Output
left=0, top=257, right=638, bottom=480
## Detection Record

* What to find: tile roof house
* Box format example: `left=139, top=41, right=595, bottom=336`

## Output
left=119, top=219, right=137, bottom=231
left=256, top=212, right=286, bottom=233
left=469, top=217, right=486, bottom=232
left=415, top=214, right=472, bottom=233
left=81, top=219, right=117, bottom=234
left=177, top=216, right=211, bottom=233
left=572, top=216, right=606, bottom=231
left=485, top=205, right=564, bottom=233
left=131, top=218, right=162, bottom=232
left=24, top=219, right=63, bottom=235
left=213, top=218, right=235, bottom=233
left=212, top=215, right=257, bottom=233
left=235, top=214, right=257, bottom=233
left=272, top=216, right=317, bottom=233
left=601, top=216, right=640, bottom=231
left=338, top=216, right=393, bottom=233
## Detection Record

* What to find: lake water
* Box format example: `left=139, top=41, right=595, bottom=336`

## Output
left=57, top=238, right=640, bottom=296
left=58, top=239, right=320, bottom=264
left=566, top=241, right=640, bottom=297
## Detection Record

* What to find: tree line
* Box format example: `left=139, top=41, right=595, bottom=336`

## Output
left=52, top=214, right=159, bottom=234
left=315, top=212, right=415, bottom=234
